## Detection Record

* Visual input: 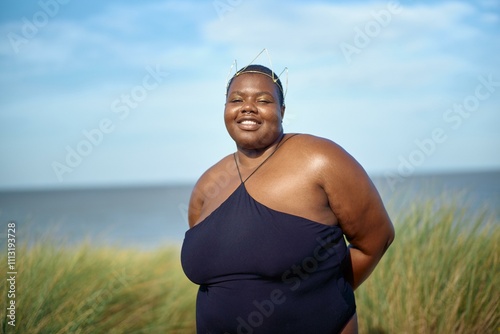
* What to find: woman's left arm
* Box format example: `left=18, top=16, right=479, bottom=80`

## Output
left=317, top=138, right=395, bottom=290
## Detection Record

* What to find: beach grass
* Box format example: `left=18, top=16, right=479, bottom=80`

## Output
left=0, top=242, right=198, bottom=333
left=1, top=196, right=499, bottom=333
left=355, top=197, right=499, bottom=333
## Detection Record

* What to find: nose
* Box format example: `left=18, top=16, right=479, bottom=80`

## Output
left=240, top=100, right=257, bottom=114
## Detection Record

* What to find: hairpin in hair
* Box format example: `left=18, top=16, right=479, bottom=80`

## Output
left=225, top=48, right=288, bottom=99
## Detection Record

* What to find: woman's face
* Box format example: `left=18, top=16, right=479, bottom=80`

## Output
left=224, top=73, right=285, bottom=151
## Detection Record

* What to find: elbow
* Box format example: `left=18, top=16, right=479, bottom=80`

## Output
left=385, top=223, right=395, bottom=250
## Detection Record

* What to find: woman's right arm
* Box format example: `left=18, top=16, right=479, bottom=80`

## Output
left=187, top=180, right=205, bottom=228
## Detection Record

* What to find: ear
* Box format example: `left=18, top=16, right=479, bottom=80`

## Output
left=281, top=104, right=286, bottom=119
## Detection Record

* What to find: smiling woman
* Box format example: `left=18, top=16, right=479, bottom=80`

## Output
left=181, top=63, right=395, bottom=334
left=224, top=65, right=285, bottom=154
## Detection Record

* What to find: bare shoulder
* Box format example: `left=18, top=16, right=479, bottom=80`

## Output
left=188, top=154, right=238, bottom=227
left=191, top=154, right=237, bottom=200
left=290, top=133, right=349, bottom=153
left=291, top=133, right=378, bottom=216
left=289, top=134, right=360, bottom=171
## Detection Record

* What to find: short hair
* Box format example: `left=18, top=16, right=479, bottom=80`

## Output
left=226, top=64, right=285, bottom=106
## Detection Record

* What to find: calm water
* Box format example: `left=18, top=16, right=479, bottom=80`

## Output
left=373, top=170, right=500, bottom=215
left=0, top=170, right=498, bottom=249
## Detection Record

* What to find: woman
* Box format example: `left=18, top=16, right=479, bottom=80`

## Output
left=181, top=64, right=395, bottom=334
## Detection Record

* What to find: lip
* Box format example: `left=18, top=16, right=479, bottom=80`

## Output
left=236, top=117, right=262, bottom=131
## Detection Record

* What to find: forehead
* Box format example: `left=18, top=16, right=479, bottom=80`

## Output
left=228, top=73, right=278, bottom=95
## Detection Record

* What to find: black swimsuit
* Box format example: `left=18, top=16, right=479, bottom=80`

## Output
left=181, top=135, right=356, bottom=333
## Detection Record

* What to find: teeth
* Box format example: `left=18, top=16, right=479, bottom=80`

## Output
left=241, top=120, right=257, bottom=125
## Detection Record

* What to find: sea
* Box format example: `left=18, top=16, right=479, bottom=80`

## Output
left=1, top=170, right=499, bottom=250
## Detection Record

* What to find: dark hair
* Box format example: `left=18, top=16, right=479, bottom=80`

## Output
left=226, top=64, right=285, bottom=106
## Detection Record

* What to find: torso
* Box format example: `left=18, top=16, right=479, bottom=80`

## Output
left=191, top=133, right=339, bottom=228
left=182, top=134, right=357, bottom=333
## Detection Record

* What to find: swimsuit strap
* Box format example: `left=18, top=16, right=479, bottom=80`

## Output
left=234, top=133, right=300, bottom=184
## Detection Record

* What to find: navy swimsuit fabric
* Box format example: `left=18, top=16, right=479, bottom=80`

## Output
left=181, top=138, right=356, bottom=333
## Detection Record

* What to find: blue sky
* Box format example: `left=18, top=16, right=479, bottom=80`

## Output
left=0, top=0, right=499, bottom=190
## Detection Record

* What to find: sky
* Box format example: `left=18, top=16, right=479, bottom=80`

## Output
left=0, top=0, right=499, bottom=190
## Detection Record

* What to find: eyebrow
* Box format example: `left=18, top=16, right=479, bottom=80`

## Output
left=228, top=91, right=275, bottom=97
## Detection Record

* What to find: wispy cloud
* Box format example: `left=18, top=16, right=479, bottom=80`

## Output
left=0, top=0, right=498, bottom=189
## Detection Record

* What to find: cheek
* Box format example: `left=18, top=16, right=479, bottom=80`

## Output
left=223, top=107, right=237, bottom=130
left=223, top=106, right=233, bottom=123
left=268, top=110, right=283, bottom=124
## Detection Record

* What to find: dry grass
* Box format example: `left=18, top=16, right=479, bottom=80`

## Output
left=355, top=198, right=499, bottom=333
left=0, top=243, right=197, bottom=333
left=1, top=195, right=498, bottom=333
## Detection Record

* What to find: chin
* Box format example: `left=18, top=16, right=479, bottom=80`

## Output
left=232, top=133, right=262, bottom=148
left=229, top=129, right=283, bottom=150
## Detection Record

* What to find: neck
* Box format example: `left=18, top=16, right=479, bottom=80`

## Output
left=235, top=133, right=285, bottom=167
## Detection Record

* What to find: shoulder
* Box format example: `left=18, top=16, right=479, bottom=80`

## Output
left=288, top=134, right=371, bottom=196
left=287, top=133, right=359, bottom=170
left=295, top=135, right=381, bottom=224
left=192, top=154, right=238, bottom=198
left=188, top=154, right=237, bottom=227
left=288, top=133, right=348, bottom=153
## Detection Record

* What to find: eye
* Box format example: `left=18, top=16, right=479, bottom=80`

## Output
left=229, top=98, right=243, bottom=103
left=257, top=94, right=274, bottom=104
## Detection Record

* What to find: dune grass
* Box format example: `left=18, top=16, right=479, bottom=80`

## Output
left=1, top=196, right=498, bottom=333
left=355, top=198, right=499, bottom=333
left=0, top=243, right=197, bottom=334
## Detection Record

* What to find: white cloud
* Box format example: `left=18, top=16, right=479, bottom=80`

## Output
left=202, top=1, right=487, bottom=93
left=0, top=0, right=499, bottom=188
